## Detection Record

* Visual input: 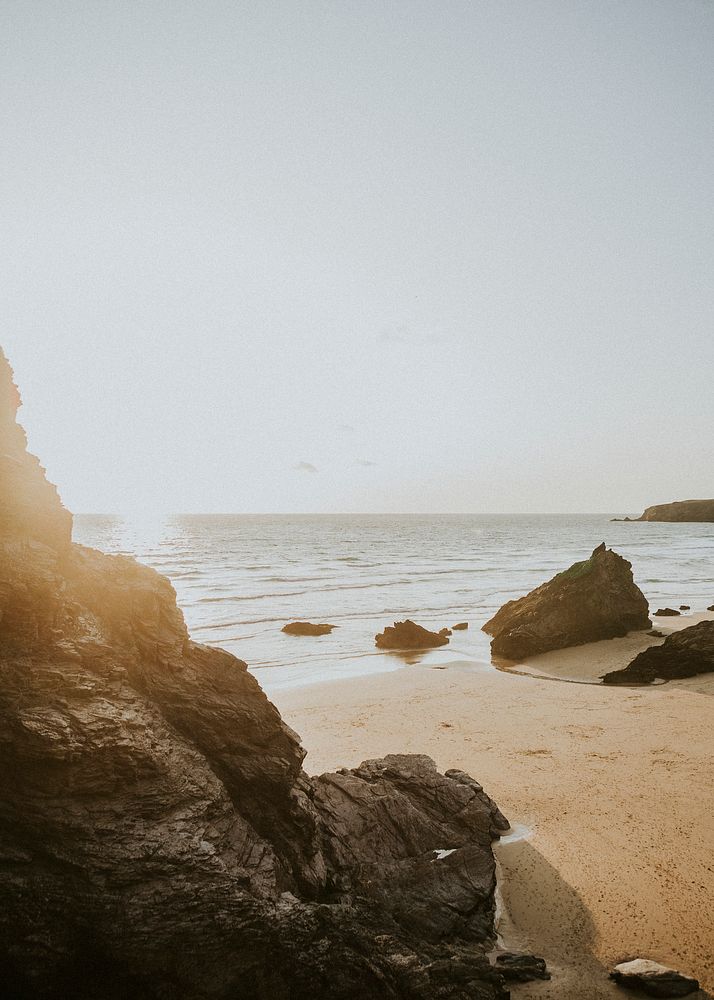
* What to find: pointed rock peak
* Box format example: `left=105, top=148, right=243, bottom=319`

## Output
left=483, top=543, right=650, bottom=659
left=0, top=347, right=72, bottom=550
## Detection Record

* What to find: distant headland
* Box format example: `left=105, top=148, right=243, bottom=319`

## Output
left=612, top=499, right=714, bottom=522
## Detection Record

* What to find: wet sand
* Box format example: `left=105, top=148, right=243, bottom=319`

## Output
left=272, top=612, right=714, bottom=997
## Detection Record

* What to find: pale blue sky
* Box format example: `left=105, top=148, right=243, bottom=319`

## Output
left=2, top=0, right=712, bottom=513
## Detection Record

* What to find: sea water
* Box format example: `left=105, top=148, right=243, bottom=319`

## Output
left=73, top=514, right=714, bottom=690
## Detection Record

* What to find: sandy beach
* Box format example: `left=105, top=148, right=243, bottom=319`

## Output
left=271, top=612, right=714, bottom=998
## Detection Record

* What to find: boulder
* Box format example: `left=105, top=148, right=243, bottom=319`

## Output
left=708, top=605, right=714, bottom=612
left=636, top=499, right=714, bottom=522
left=679, top=605, right=690, bottom=611
left=0, top=352, right=509, bottom=1000
left=452, top=622, right=469, bottom=630
left=282, top=621, right=335, bottom=636
left=609, top=959, right=699, bottom=996
left=603, top=620, right=714, bottom=685
left=494, top=952, right=550, bottom=982
left=655, top=608, right=680, bottom=617
left=313, top=755, right=509, bottom=942
left=647, top=630, right=665, bottom=638
left=375, top=619, right=451, bottom=650
left=482, top=544, right=650, bottom=660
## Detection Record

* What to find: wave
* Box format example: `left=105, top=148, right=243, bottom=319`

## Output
left=73, top=513, right=714, bottom=676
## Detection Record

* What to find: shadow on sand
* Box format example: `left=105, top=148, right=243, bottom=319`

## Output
left=494, top=838, right=712, bottom=999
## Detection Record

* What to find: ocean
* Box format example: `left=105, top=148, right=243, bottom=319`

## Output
left=73, top=514, right=714, bottom=691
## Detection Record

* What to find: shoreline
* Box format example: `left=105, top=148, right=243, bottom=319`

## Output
left=255, top=609, right=714, bottom=694
left=272, top=615, right=714, bottom=997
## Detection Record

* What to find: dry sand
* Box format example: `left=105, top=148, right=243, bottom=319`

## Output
left=273, top=612, right=714, bottom=998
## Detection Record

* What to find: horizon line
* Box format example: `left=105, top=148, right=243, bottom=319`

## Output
left=72, top=510, right=633, bottom=517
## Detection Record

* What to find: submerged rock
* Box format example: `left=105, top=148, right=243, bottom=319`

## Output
left=452, top=622, right=469, bottom=630
left=375, top=619, right=451, bottom=650
left=482, top=544, right=650, bottom=660
left=636, top=499, right=714, bottom=522
left=282, top=621, right=335, bottom=636
left=609, top=958, right=700, bottom=996
left=0, top=351, right=509, bottom=1000
left=494, top=951, right=550, bottom=982
left=654, top=608, right=680, bottom=617
left=679, top=605, right=690, bottom=611
left=647, top=630, right=665, bottom=638
left=602, top=620, right=714, bottom=685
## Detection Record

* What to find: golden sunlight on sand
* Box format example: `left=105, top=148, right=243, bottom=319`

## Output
left=274, top=613, right=714, bottom=999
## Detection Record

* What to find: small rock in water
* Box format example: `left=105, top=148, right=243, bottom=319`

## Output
left=609, top=958, right=699, bottom=997
left=452, top=622, right=469, bottom=630
left=654, top=608, right=680, bottom=617
left=647, top=630, right=665, bottom=638
left=494, top=952, right=550, bottom=982
left=375, top=620, right=451, bottom=650
left=679, top=605, right=690, bottom=611
left=708, top=604, right=714, bottom=612
left=282, top=621, right=335, bottom=636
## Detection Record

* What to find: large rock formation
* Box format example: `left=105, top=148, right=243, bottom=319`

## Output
left=0, top=350, right=509, bottom=1000
left=0, top=349, right=72, bottom=550
left=602, top=620, right=714, bottom=685
left=483, top=543, right=651, bottom=660
left=636, top=500, right=714, bottom=522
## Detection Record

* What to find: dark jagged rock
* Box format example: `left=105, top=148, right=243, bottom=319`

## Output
left=282, top=621, right=335, bottom=636
left=313, top=756, right=509, bottom=943
left=679, top=605, right=690, bottom=611
left=375, top=619, right=451, bottom=650
left=610, top=959, right=700, bottom=996
left=636, top=500, right=714, bottom=522
left=603, top=620, right=714, bottom=685
left=494, top=951, right=550, bottom=982
left=0, top=352, right=509, bottom=1000
left=482, top=544, right=651, bottom=660
left=708, top=605, right=714, bottom=612
left=654, top=608, right=680, bottom=617
left=452, top=622, right=469, bottom=630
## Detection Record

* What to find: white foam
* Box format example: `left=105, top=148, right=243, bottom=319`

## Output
left=497, top=823, right=533, bottom=845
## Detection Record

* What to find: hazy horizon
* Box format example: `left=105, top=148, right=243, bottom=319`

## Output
left=3, top=0, right=713, bottom=516
left=71, top=508, right=696, bottom=517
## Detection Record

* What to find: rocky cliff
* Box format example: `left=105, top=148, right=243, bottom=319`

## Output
left=0, top=349, right=72, bottom=551
left=636, top=500, right=714, bottom=522
left=483, top=543, right=651, bottom=660
left=0, top=349, right=509, bottom=1000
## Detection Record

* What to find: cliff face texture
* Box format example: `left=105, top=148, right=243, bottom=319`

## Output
left=637, top=500, right=714, bottom=523
left=0, top=349, right=508, bottom=1000
left=483, top=543, right=651, bottom=660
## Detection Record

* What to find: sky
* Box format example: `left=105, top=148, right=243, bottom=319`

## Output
left=2, top=0, right=713, bottom=515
